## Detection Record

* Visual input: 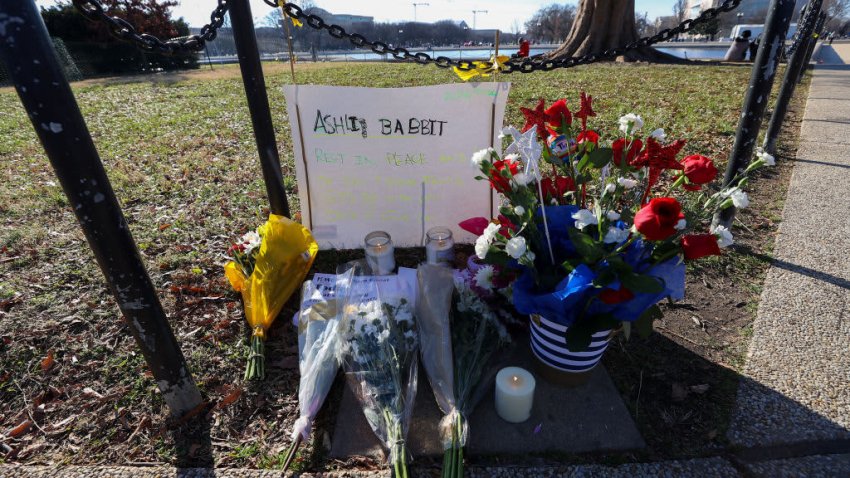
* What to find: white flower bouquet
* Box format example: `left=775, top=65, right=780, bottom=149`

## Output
left=339, top=272, right=418, bottom=478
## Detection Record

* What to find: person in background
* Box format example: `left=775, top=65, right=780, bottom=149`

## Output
left=749, top=34, right=761, bottom=61
left=514, top=37, right=530, bottom=59
left=828, top=32, right=836, bottom=45
left=724, top=29, right=751, bottom=61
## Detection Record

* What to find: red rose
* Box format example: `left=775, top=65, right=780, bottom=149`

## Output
left=458, top=217, right=490, bottom=236
left=599, top=286, right=635, bottom=304
left=541, top=176, right=575, bottom=203
left=634, top=197, right=684, bottom=241
left=681, top=234, right=722, bottom=260
left=489, top=158, right=520, bottom=194
left=577, top=130, right=599, bottom=145
left=681, top=155, right=717, bottom=185
left=612, top=138, right=643, bottom=166
left=545, top=99, right=572, bottom=129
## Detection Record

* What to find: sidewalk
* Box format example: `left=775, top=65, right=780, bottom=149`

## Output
left=725, top=49, right=850, bottom=457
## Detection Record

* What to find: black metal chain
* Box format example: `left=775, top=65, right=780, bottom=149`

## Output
left=787, top=1, right=819, bottom=56
left=72, top=0, right=229, bottom=54
left=275, top=0, right=742, bottom=73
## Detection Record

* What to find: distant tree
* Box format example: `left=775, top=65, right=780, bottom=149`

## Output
left=691, top=16, right=720, bottom=40
left=823, top=0, right=850, bottom=26
left=44, top=0, right=182, bottom=43
left=40, top=1, right=197, bottom=75
left=525, top=4, right=576, bottom=43
left=673, top=0, right=688, bottom=23
left=635, top=11, right=653, bottom=37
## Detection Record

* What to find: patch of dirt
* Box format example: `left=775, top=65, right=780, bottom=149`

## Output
left=601, top=77, right=809, bottom=460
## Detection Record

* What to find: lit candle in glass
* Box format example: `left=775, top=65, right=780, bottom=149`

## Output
left=495, top=366, right=535, bottom=423
left=364, top=231, right=395, bottom=276
left=424, top=226, right=454, bottom=266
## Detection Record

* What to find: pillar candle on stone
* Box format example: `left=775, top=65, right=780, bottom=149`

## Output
left=495, top=366, right=535, bottom=423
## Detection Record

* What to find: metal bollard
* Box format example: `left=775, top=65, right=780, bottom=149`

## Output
left=798, top=12, right=827, bottom=83
left=763, top=0, right=823, bottom=155
left=715, top=0, right=796, bottom=229
left=230, top=0, right=291, bottom=218
left=0, top=0, right=202, bottom=417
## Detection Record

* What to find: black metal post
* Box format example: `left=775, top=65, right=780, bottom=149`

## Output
left=0, top=0, right=202, bottom=417
left=798, top=13, right=827, bottom=83
left=715, top=0, right=796, bottom=229
left=763, top=0, right=823, bottom=155
left=229, top=0, right=291, bottom=218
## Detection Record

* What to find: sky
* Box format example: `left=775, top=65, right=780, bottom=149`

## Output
left=38, top=0, right=678, bottom=31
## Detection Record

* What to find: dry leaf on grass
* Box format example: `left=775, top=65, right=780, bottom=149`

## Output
left=40, top=350, right=55, bottom=371
left=6, top=419, right=33, bottom=438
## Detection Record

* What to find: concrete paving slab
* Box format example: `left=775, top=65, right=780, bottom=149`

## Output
left=330, top=335, right=644, bottom=459
left=745, top=453, right=850, bottom=478
left=728, top=64, right=850, bottom=447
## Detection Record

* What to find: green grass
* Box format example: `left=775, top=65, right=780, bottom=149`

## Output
left=0, top=61, right=761, bottom=467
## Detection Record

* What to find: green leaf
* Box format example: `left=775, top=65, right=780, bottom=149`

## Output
left=634, top=304, right=662, bottom=338
left=576, top=153, right=590, bottom=172
left=566, top=313, right=619, bottom=351
left=619, top=272, right=665, bottom=294
left=589, top=147, right=613, bottom=168
left=650, top=241, right=682, bottom=263
left=592, top=268, right=617, bottom=287
left=568, top=227, right=604, bottom=263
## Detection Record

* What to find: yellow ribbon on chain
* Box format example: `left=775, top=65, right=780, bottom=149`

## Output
left=279, top=1, right=303, bottom=27
left=453, top=55, right=510, bottom=82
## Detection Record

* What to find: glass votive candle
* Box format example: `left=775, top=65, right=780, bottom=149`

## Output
left=364, top=231, right=395, bottom=275
left=425, top=226, right=455, bottom=266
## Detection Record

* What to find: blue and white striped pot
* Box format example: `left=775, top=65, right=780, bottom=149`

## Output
left=530, top=314, right=613, bottom=374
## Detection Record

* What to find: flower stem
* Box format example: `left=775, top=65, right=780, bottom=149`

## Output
left=244, top=335, right=265, bottom=380
left=456, top=414, right=464, bottom=478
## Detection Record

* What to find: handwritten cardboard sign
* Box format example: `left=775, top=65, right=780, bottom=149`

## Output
left=283, top=83, right=510, bottom=249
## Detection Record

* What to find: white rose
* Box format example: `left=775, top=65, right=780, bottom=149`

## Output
left=572, top=208, right=598, bottom=229
left=505, top=236, right=527, bottom=259
left=756, top=148, right=775, bottom=166
left=474, top=236, right=490, bottom=259
left=514, top=205, right=525, bottom=216
left=512, top=172, right=533, bottom=188
left=618, top=113, right=644, bottom=134
left=650, top=128, right=666, bottom=141
left=712, top=225, right=734, bottom=248
left=618, top=177, right=639, bottom=189
left=606, top=211, right=621, bottom=221
left=674, top=218, right=687, bottom=231
left=241, top=231, right=262, bottom=254
left=470, top=147, right=494, bottom=169
left=605, top=183, right=617, bottom=193
left=482, top=223, right=501, bottom=242
left=728, top=188, right=750, bottom=208
left=603, top=227, right=630, bottom=244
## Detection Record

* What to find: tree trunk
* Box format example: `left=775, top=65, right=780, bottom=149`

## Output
left=547, top=0, right=681, bottom=63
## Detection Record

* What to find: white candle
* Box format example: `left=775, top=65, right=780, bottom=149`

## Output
left=495, top=366, right=535, bottom=423
left=425, top=226, right=454, bottom=265
left=364, top=231, right=395, bottom=276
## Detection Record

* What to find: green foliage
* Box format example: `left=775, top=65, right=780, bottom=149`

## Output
left=39, top=2, right=198, bottom=76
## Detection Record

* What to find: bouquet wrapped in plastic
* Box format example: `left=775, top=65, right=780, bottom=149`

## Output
left=224, top=213, right=318, bottom=380
left=417, top=265, right=511, bottom=478
left=338, top=267, right=418, bottom=478
left=282, top=270, right=351, bottom=471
